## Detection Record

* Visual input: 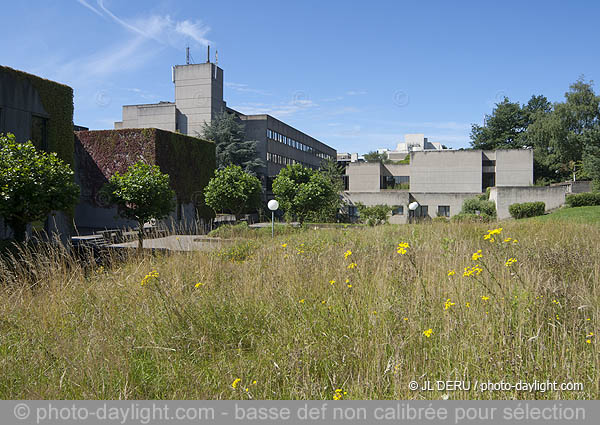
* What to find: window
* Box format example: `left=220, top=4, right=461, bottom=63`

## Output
left=392, top=206, right=404, bottom=215
left=482, top=159, right=496, bottom=167
left=348, top=206, right=359, bottom=217
left=437, top=205, right=450, bottom=217
left=414, top=205, right=428, bottom=217
left=31, top=115, right=48, bottom=151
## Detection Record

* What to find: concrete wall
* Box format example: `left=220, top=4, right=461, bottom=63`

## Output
left=347, top=163, right=384, bottom=191
left=174, top=63, right=223, bottom=137
left=115, top=103, right=177, bottom=132
left=489, top=186, right=567, bottom=220
left=409, top=192, right=476, bottom=218
left=384, top=163, right=410, bottom=178
left=410, top=150, right=482, bottom=193
left=495, top=149, right=533, bottom=186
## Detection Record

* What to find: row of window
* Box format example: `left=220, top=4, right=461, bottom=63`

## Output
left=266, top=152, right=317, bottom=169
left=348, top=204, right=450, bottom=218
left=267, top=129, right=332, bottom=161
left=381, top=175, right=410, bottom=190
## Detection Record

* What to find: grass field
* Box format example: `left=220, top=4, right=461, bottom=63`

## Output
left=530, top=206, right=600, bottom=225
left=0, top=219, right=598, bottom=399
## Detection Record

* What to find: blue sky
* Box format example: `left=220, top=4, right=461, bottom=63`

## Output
left=2, top=0, right=599, bottom=152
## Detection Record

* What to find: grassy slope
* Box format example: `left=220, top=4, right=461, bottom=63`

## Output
left=0, top=221, right=598, bottom=400
left=531, top=206, right=600, bottom=225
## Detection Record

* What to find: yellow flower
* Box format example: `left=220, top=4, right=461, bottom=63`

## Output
left=466, top=302, right=471, bottom=308
left=472, top=250, right=483, bottom=261
left=481, top=295, right=490, bottom=301
left=344, top=250, right=352, bottom=259
left=195, top=282, right=205, bottom=288
left=512, top=239, right=519, bottom=244
left=586, top=339, right=592, bottom=344
left=347, top=283, right=353, bottom=288
left=252, top=380, right=257, bottom=385
left=140, top=270, right=159, bottom=286
left=231, top=378, right=241, bottom=389
left=372, top=311, right=377, bottom=315
left=403, top=317, right=409, bottom=321
left=504, top=258, right=517, bottom=267
left=503, top=237, right=512, bottom=243
left=347, top=262, right=357, bottom=269
left=587, top=332, right=594, bottom=337
left=329, top=279, right=336, bottom=285
left=299, top=299, right=305, bottom=304
left=281, top=243, right=287, bottom=248
left=423, top=328, right=433, bottom=338
left=447, top=269, right=456, bottom=276
left=397, top=242, right=410, bottom=255
left=321, top=300, right=327, bottom=304
left=444, top=298, right=455, bottom=310
left=345, top=278, right=350, bottom=284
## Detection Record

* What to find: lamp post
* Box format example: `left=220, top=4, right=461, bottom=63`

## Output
left=408, top=201, right=419, bottom=224
left=267, top=199, right=279, bottom=238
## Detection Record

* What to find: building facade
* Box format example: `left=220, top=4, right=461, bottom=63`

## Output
left=342, top=148, right=553, bottom=222
left=0, top=65, right=75, bottom=241
left=114, top=58, right=335, bottom=193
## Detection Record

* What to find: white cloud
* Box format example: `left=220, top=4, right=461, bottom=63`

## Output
left=77, top=0, right=103, bottom=17
left=346, top=90, right=367, bottom=96
left=225, top=82, right=271, bottom=96
left=175, top=20, right=211, bottom=46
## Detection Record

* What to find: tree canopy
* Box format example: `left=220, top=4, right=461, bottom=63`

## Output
left=204, top=164, right=262, bottom=217
left=0, top=133, right=80, bottom=242
left=201, top=112, right=264, bottom=175
left=102, top=162, right=175, bottom=248
left=272, top=164, right=340, bottom=224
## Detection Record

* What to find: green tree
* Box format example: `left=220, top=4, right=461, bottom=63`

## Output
left=102, top=162, right=175, bottom=249
left=204, top=165, right=262, bottom=217
left=528, top=77, right=600, bottom=182
left=363, top=151, right=389, bottom=163
left=201, top=112, right=264, bottom=175
left=320, top=157, right=345, bottom=193
left=0, top=133, right=80, bottom=242
left=272, top=164, right=340, bottom=224
left=355, top=203, right=392, bottom=226
left=470, top=97, right=527, bottom=150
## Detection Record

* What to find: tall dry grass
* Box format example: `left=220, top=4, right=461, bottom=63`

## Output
left=0, top=220, right=598, bottom=399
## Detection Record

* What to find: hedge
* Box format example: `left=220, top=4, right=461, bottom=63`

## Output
left=0, top=65, right=74, bottom=166
left=508, top=201, right=545, bottom=219
left=75, top=128, right=215, bottom=218
left=460, top=197, right=497, bottom=218
left=565, top=192, right=600, bottom=207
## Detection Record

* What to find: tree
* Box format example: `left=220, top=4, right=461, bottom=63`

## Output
left=320, top=157, right=345, bottom=193
left=272, top=164, right=340, bottom=224
left=0, top=133, right=80, bottom=242
left=102, top=162, right=175, bottom=249
left=363, top=151, right=389, bottom=163
left=355, top=203, right=392, bottom=226
left=201, top=112, right=264, bottom=175
left=470, top=97, right=528, bottom=150
left=204, top=165, right=262, bottom=217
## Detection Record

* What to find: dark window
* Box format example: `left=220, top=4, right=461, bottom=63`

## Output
left=31, top=115, right=48, bottom=151
left=415, top=205, right=428, bottom=217
left=482, top=172, right=495, bottom=191
left=437, top=205, right=450, bottom=217
left=381, top=176, right=410, bottom=189
left=392, top=206, right=404, bottom=215
left=482, top=159, right=496, bottom=167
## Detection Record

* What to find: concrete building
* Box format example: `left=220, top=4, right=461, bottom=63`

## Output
left=342, top=148, right=562, bottom=222
left=0, top=65, right=75, bottom=241
left=386, top=133, right=445, bottom=161
left=114, top=56, right=335, bottom=192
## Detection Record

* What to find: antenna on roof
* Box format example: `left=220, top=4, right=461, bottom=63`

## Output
left=215, top=50, right=218, bottom=66
left=186, top=46, right=190, bottom=65
left=207, top=45, right=210, bottom=63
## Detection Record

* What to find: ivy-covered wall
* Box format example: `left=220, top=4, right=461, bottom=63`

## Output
left=75, top=128, right=215, bottom=219
left=0, top=65, right=74, bottom=165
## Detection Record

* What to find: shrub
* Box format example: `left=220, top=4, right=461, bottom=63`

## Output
left=460, top=197, right=497, bottom=218
left=432, top=216, right=450, bottom=223
left=451, top=213, right=494, bottom=223
left=204, top=165, right=262, bottom=217
left=508, top=202, right=546, bottom=219
left=565, top=192, right=600, bottom=207
left=355, top=203, right=392, bottom=226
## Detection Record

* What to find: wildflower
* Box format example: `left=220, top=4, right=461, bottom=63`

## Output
left=347, top=262, right=357, bottom=269
left=231, top=378, right=241, bottom=389
left=423, top=328, right=433, bottom=338
left=329, top=279, right=336, bottom=285
left=481, top=296, right=490, bottom=301
left=587, top=332, right=594, bottom=337
left=472, top=250, right=483, bottom=261
left=195, top=282, right=205, bottom=288
left=483, top=227, right=503, bottom=242
left=281, top=243, right=287, bottom=248
left=503, top=237, right=512, bottom=243
left=463, top=265, right=483, bottom=277
left=447, top=269, right=456, bottom=276
left=512, top=239, right=519, bottom=244
left=504, top=258, right=517, bottom=267
left=403, top=317, right=409, bottom=321
left=333, top=389, right=347, bottom=400
left=345, top=278, right=350, bottom=284
left=140, top=270, right=159, bottom=286
left=372, top=311, right=377, bottom=315
left=397, top=242, right=410, bottom=255
left=444, top=298, right=455, bottom=310
left=299, top=299, right=305, bottom=304
left=347, top=283, right=353, bottom=288
left=252, top=380, right=257, bottom=385
left=466, top=302, right=471, bottom=308
left=322, top=300, right=327, bottom=304
left=586, top=339, right=592, bottom=344
left=344, top=250, right=352, bottom=259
